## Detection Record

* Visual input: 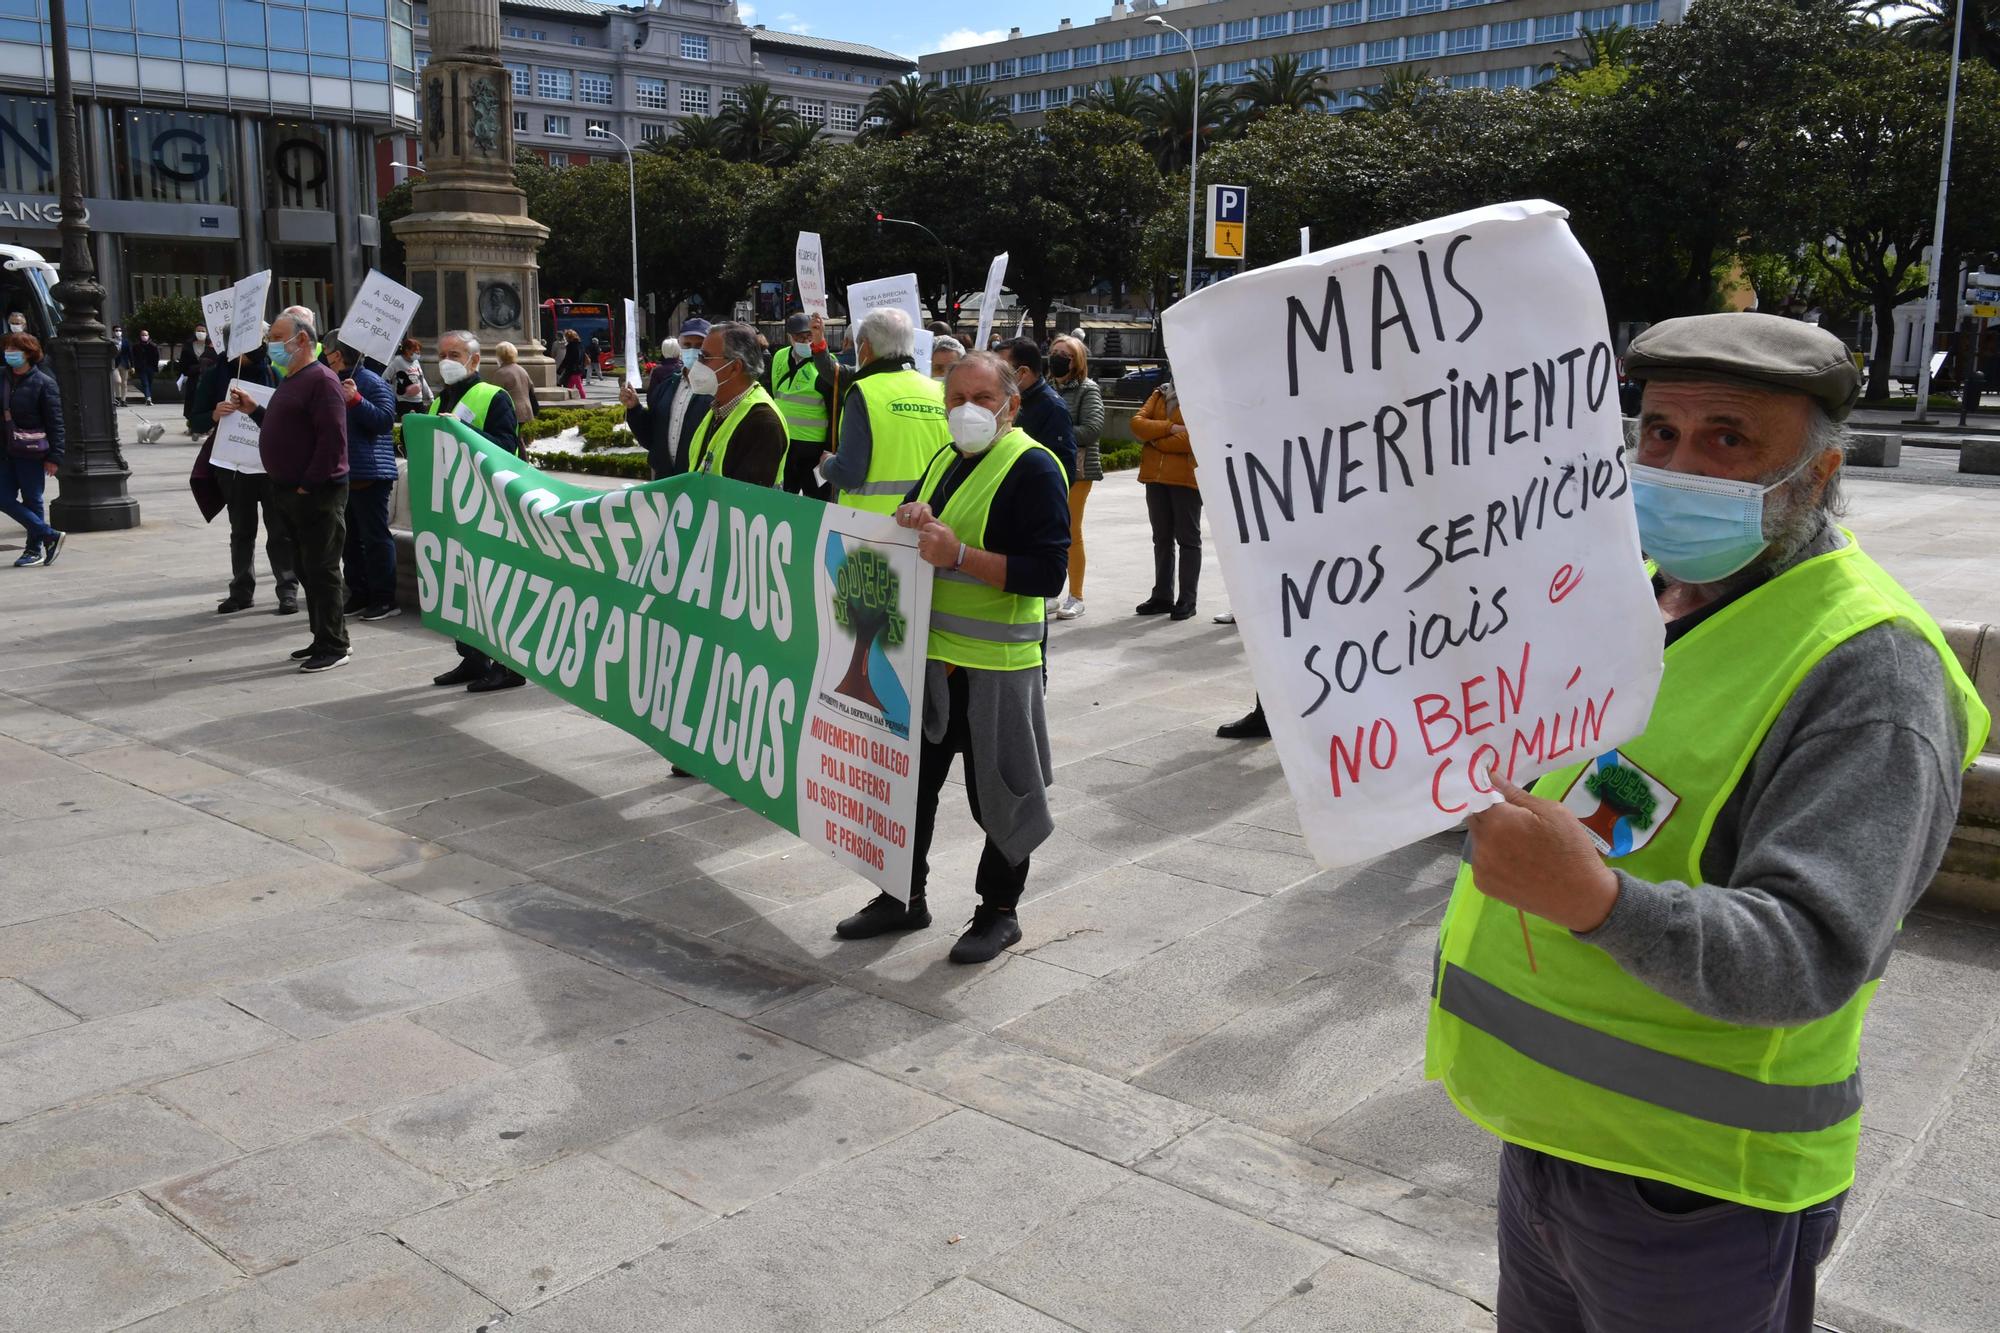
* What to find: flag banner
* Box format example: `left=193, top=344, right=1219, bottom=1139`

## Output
left=1162, top=199, right=1663, bottom=866
left=404, top=414, right=934, bottom=898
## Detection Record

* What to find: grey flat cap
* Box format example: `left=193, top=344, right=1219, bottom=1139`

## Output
left=1625, top=312, right=1862, bottom=421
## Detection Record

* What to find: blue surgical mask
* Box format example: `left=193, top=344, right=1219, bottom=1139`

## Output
left=1631, top=454, right=1817, bottom=584
left=3, top=351, right=23, bottom=369
left=680, top=347, right=700, bottom=368
left=266, top=340, right=291, bottom=370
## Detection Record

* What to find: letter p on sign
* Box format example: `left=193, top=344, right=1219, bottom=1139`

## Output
left=1207, top=184, right=1248, bottom=261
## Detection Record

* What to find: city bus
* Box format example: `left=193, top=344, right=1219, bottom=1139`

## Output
left=539, top=298, right=616, bottom=370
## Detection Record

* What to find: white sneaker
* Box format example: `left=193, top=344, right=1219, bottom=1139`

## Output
left=1056, top=597, right=1086, bottom=621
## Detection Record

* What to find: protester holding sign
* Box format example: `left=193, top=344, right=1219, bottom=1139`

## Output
left=834, top=351, right=1070, bottom=965
left=1128, top=374, right=1201, bottom=621
left=685, top=322, right=787, bottom=488
left=196, top=345, right=295, bottom=615
left=323, top=333, right=401, bottom=622
left=425, top=330, right=527, bottom=695
left=820, top=309, right=948, bottom=516
left=762, top=311, right=838, bottom=498
left=1425, top=314, right=1989, bottom=1330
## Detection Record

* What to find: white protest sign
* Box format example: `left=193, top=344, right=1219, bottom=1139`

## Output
left=1161, top=199, right=1662, bottom=867
left=847, top=273, right=921, bottom=325
left=342, top=269, right=422, bottom=367
left=911, top=329, right=935, bottom=371
left=199, top=286, right=234, bottom=352
left=226, top=270, right=271, bottom=360
left=973, top=252, right=1009, bottom=356
left=623, top=297, right=641, bottom=390
left=209, top=378, right=275, bottom=474
left=796, top=231, right=828, bottom=320
left=1300, top=226, right=1311, bottom=256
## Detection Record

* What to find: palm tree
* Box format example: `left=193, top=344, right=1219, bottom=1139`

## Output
left=1356, top=66, right=1443, bottom=113
left=1867, top=0, right=1999, bottom=66
left=936, top=84, right=1012, bottom=126
left=767, top=119, right=824, bottom=166
left=1081, top=74, right=1151, bottom=120
left=1140, top=72, right=1238, bottom=171
left=1543, top=23, right=1644, bottom=76
left=1235, top=53, right=1330, bottom=124
left=670, top=114, right=727, bottom=154
left=861, top=75, right=944, bottom=141
left=716, top=82, right=798, bottom=162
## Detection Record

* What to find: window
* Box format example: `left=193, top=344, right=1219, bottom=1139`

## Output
left=946, top=65, right=968, bottom=85
left=1582, top=5, right=1623, bottom=30
left=1013, top=89, right=1041, bottom=111
left=681, top=84, right=710, bottom=112
left=1046, top=47, right=1069, bottom=71
left=1299, top=46, right=1328, bottom=70
left=1445, top=24, right=1483, bottom=52
left=413, top=51, right=428, bottom=71
left=1159, top=28, right=1186, bottom=51
left=1294, top=5, right=1327, bottom=30
left=1072, top=45, right=1097, bottom=67
left=1223, top=59, right=1256, bottom=81
left=1329, top=0, right=1363, bottom=25
left=579, top=71, right=612, bottom=103
left=831, top=102, right=859, bottom=130
left=1128, top=35, right=1155, bottom=56
left=1450, top=0, right=1485, bottom=9
left=1190, top=24, right=1221, bottom=47
left=507, top=24, right=525, bottom=37
left=1408, top=0, right=1444, bottom=12
left=1534, top=63, right=1558, bottom=83
left=1367, top=0, right=1401, bottom=19
left=998, top=57, right=1017, bottom=77
left=1490, top=65, right=1528, bottom=87
left=507, top=62, right=530, bottom=95
left=512, top=110, right=528, bottom=131
left=544, top=114, right=570, bottom=134
left=1488, top=18, right=1529, bottom=45
left=585, top=117, right=609, bottom=136
left=1258, top=13, right=1289, bottom=37
left=1019, top=52, right=1042, bottom=73
left=720, top=86, right=743, bottom=108
left=537, top=67, right=571, bottom=99
left=640, top=121, right=666, bottom=141
left=681, top=32, right=707, bottom=59
left=416, top=10, right=426, bottom=24
left=1046, top=85, right=1070, bottom=106
left=1366, top=37, right=1399, bottom=63
left=528, top=29, right=546, bottom=41
left=635, top=75, right=668, bottom=108
left=1533, top=14, right=1571, bottom=41
left=1225, top=18, right=1254, bottom=42
left=547, top=151, right=567, bottom=165
left=1628, top=0, right=1659, bottom=24
left=1100, top=40, right=1124, bottom=60
left=1406, top=31, right=1440, bottom=57
left=1448, top=70, right=1484, bottom=88
left=1330, top=41, right=1361, bottom=67
left=970, top=61, right=993, bottom=79
left=798, top=99, right=825, bottom=124
left=570, top=34, right=585, bottom=46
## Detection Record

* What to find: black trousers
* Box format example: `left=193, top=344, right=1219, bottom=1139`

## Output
left=1496, top=1144, right=1845, bottom=1333
left=1145, top=482, right=1202, bottom=608
left=213, top=467, right=298, bottom=606
left=269, top=482, right=349, bottom=654
left=908, top=666, right=1030, bottom=910
left=342, top=479, right=397, bottom=610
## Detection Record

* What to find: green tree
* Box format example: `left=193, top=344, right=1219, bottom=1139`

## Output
left=1357, top=66, right=1443, bottom=113
left=666, top=114, right=727, bottom=154
left=1141, top=72, right=1238, bottom=172
left=936, top=84, right=1012, bottom=126
left=716, top=83, right=798, bottom=162
left=832, top=546, right=906, bottom=708
left=1541, top=22, right=1644, bottom=79
left=1585, top=763, right=1659, bottom=827
left=1863, top=0, right=2000, bottom=66
left=1235, top=52, right=1331, bottom=124
left=860, top=75, right=943, bottom=140
left=767, top=119, right=825, bottom=167
left=1081, top=75, right=1151, bottom=120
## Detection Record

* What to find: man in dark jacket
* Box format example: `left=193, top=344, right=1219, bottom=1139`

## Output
left=997, top=337, right=1078, bottom=483
left=131, top=329, right=161, bottom=404
left=762, top=311, right=838, bottom=497
left=180, top=327, right=219, bottom=436
left=620, top=320, right=710, bottom=479
left=196, top=345, right=297, bottom=615
left=324, top=335, right=400, bottom=621
left=424, top=329, right=527, bottom=694
left=233, top=312, right=349, bottom=672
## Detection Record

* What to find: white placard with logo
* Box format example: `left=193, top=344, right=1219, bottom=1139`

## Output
left=1160, top=199, right=1664, bottom=867
left=797, top=231, right=828, bottom=321
left=209, top=378, right=275, bottom=474
left=973, top=252, right=1009, bottom=353
left=225, top=270, right=271, bottom=361
left=342, top=269, right=423, bottom=368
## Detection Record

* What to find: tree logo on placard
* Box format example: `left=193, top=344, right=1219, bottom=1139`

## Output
left=831, top=546, right=906, bottom=711
left=1560, top=751, right=1679, bottom=857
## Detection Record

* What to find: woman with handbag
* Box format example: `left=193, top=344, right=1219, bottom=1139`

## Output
left=1, top=332, right=66, bottom=567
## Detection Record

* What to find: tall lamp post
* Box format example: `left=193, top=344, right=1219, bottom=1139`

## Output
left=390, top=160, right=427, bottom=182
left=587, top=125, right=641, bottom=331
left=1147, top=15, right=1199, bottom=303
left=46, top=0, right=138, bottom=531
left=876, top=213, right=956, bottom=326
left=1912, top=0, right=1966, bottom=423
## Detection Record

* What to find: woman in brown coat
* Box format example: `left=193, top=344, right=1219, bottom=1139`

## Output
left=1128, top=373, right=1200, bottom=620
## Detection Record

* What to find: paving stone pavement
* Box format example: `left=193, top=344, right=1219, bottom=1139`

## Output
left=0, top=428, right=1996, bottom=1331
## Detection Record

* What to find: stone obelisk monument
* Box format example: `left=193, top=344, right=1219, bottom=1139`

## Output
left=393, top=0, right=554, bottom=386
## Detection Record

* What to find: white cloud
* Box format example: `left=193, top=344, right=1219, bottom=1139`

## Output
left=776, top=10, right=811, bottom=32
left=737, top=2, right=755, bottom=20
left=929, top=27, right=1008, bottom=54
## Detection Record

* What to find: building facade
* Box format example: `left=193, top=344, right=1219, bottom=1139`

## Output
left=0, top=0, right=418, bottom=324
left=380, top=0, right=913, bottom=187
left=917, top=0, right=1684, bottom=118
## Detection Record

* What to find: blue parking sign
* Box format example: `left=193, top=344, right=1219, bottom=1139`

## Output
left=1207, top=184, right=1249, bottom=260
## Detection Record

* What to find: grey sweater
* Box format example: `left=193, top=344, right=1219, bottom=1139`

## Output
left=1577, top=527, right=1971, bottom=1027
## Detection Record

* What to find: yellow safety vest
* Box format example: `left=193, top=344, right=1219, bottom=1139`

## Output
left=1425, top=536, right=1989, bottom=1211
left=838, top=368, right=948, bottom=515
left=692, top=383, right=777, bottom=481
left=914, top=427, right=1065, bottom=671
left=771, top=343, right=829, bottom=445
left=425, top=380, right=502, bottom=429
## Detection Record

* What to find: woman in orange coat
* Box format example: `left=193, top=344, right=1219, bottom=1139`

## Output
left=1127, top=373, right=1201, bottom=620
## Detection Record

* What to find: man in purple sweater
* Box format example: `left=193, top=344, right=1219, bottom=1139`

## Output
left=232, top=312, right=350, bottom=672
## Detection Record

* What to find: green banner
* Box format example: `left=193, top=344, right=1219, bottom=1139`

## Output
left=404, top=414, right=934, bottom=897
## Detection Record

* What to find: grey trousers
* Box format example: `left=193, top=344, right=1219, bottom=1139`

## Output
left=1497, top=1144, right=1845, bottom=1333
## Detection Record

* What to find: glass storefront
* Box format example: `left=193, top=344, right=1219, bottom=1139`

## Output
left=0, top=94, right=56, bottom=195
left=125, top=239, right=235, bottom=307
left=112, top=108, right=236, bottom=205
left=273, top=246, right=334, bottom=326
left=265, top=119, right=331, bottom=211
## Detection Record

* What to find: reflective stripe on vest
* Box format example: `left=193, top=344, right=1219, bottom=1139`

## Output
left=693, top=383, right=777, bottom=481
left=837, top=368, right=948, bottom=515
left=1424, top=536, right=1991, bottom=1212
left=771, top=344, right=828, bottom=444
left=914, top=427, right=1063, bottom=671
left=425, top=380, right=502, bottom=430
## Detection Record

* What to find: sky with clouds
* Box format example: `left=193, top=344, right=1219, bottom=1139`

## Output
left=731, top=0, right=1085, bottom=58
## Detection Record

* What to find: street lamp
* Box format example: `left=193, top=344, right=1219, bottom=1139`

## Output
left=390, top=160, right=426, bottom=181
left=1912, top=0, right=1966, bottom=422
left=586, top=125, right=641, bottom=333
left=875, top=213, right=956, bottom=327
left=45, top=0, right=137, bottom=531
left=1147, top=15, right=1199, bottom=303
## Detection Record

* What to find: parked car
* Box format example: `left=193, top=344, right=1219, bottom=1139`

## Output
left=1114, top=363, right=1170, bottom=399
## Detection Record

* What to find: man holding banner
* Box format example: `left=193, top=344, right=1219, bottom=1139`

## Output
left=835, top=351, right=1069, bottom=965
left=1427, top=315, right=1987, bottom=1329
left=819, top=308, right=948, bottom=516
left=685, top=322, right=787, bottom=488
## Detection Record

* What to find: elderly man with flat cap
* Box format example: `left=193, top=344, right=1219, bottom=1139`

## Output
left=1423, top=312, right=1989, bottom=1332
